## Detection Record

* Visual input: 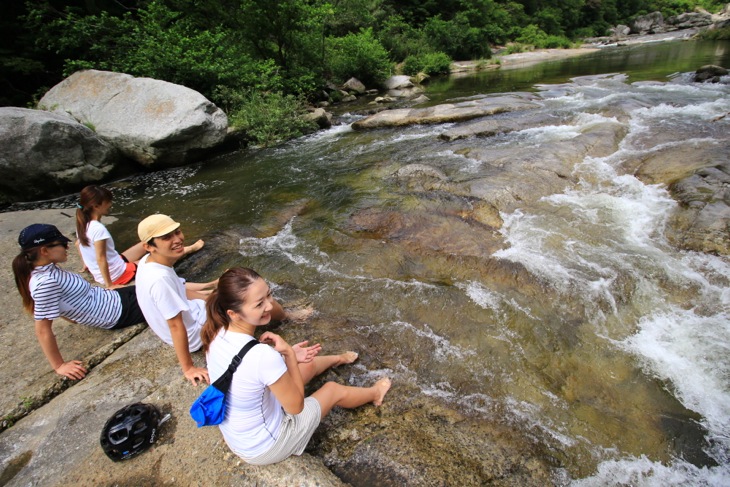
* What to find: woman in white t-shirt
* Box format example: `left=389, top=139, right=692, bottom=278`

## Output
left=13, top=224, right=146, bottom=380
left=75, top=185, right=204, bottom=288
left=201, top=267, right=391, bottom=465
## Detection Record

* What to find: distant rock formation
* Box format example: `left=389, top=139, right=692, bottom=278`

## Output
left=630, top=11, right=667, bottom=35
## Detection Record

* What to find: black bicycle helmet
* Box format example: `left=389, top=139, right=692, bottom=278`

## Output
left=100, top=402, right=162, bottom=461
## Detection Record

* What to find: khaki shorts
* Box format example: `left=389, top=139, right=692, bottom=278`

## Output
left=241, top=397, right=322, bottom=466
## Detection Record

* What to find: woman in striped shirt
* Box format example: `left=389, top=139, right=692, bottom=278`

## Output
left=13, top=223, right=145, bottom=380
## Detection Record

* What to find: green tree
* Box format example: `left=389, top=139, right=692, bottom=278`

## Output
left=237, top=0, right=330, bottom=93
left=326, top=28, right=392, bottom=86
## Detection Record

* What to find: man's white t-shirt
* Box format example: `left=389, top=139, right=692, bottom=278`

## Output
left=135, top=254, right=206, bottom=352
left=79, top=220, right=127, bottom=284
left=206, top=328, right=286, bottom=458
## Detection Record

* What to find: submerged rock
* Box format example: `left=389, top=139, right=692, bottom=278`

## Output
left=669, top=162, right=730, bottom=255
left=352, top=94, right=541, bottom=129
left=625, top=140, right=730, bottom=255
left=455, top=120, right=626, bottom=211
left=693, top=65, right=729, bottom=83
left=440, top=111, right=569, bottom=141
left=38, top=70, right=228, bottom=169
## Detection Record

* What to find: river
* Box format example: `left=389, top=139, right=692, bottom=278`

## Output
left=27, top=39, right=730, bottom=485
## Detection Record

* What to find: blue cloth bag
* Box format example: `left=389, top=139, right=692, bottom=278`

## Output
left=190, top=340, right=259, bottom=427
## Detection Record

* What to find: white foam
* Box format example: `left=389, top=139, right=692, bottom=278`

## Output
left=572, top=455, right=730, bottom=487
left=621, top=307, right=730, bottom=442
left=457, top=280, right=503, bottom=313
left=388, top=320, right=475, bottom=360
left=431, top=149, right=483, bottom=173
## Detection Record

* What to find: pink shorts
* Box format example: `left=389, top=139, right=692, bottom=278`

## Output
left=112, top=262, right=137, bottom=285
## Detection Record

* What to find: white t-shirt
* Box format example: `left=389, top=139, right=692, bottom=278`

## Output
left=134, top=254, right=206, bottom=352
left=206, top=329, right=286, bottom=458
left=79, top=220, right=127, bottom=284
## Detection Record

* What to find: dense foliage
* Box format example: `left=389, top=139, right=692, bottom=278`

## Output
left=1, top=0, right=727, bottom=144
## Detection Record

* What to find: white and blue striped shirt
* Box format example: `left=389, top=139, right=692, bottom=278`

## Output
left=30, top=263, right=122, bottom=329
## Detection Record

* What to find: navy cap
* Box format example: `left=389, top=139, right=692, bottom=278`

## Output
left=18, top=224, right=71, bottom=250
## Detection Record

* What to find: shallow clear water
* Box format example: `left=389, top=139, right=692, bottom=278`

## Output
left=30, top=40, right=730, bottom=484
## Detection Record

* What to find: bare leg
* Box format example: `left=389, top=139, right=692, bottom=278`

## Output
left=285, top=305, right=314, bottom=322
left=183, top=239, right=205, bottom=256
left=270, top=299, right=287, bottom=321
left=75, top=240, right=88, bottom=272
left=121, top=242, right=146, bottom=263
left=312, top=378, right=391, bottom=418
left=298, top=351, right=358, bottom=385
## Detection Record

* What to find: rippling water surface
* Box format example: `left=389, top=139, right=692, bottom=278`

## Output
left=46, top=40, right=730, bottom=484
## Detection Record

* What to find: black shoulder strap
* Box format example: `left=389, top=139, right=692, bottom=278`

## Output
left=211, top=340, right=259, bottom=393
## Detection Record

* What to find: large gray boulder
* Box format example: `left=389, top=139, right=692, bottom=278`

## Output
left=38, top=70, right=228, bottom=168
left=0, top=107, right=121, bottom=205
left=630, top=12, right=666, bottom=34
left=667, top=11, right=713, bottom=29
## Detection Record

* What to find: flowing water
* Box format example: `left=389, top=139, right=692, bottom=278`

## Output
left=30, top=40, right=730, bottom=484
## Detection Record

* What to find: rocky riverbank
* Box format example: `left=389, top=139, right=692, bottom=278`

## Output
left=0, top=209, right=559, bottom=486
left=1, top=35, right=728, bottom=485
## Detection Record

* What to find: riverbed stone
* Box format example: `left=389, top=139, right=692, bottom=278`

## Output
left=668, top=163, right=730, bottom=255
left=343, top=77, right=367, bottom=94
left=456, top=120, right=627, bottom=211
left=38, top=70, right=228, bottom=168
left=304, top=107, right=333, bottom=129
left=318, top=393, right=555, bottom=487
left=624, top=141, right=730, bottom=255
left=0, top=107, right=122, bottom=205
left=351, top=94, right=542, bottom=129
left=440, top=111, right=570, bottom=141
left=384, top=75, right=414, bottom=90
left=693, top=64, right=729, bottom=83
left=667, top=11, right=713, bottom=30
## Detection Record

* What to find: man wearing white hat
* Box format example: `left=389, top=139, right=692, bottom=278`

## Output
left=135, top=214, right=310, bottom=386
left=135, top=214, right=218, bottom=386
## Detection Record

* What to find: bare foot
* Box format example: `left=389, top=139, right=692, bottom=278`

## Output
left=184, top=239, right=205, bottom=255
left=285, top=305, right=314, bottom=322
left=372, top=377, right=391, bottom=406
left=337, top=351, right=359, bottom=366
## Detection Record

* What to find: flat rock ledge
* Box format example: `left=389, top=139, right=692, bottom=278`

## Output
left=352, top=93, right=542, bottom=129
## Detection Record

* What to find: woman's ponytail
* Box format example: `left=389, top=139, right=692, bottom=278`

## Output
left=76, top=185, right=112, bottom=246
left=12, top=249, right=40, bottom=313
left=201, top=267, right=262, bottom=353
left=202, top=291, right=229, bottom=353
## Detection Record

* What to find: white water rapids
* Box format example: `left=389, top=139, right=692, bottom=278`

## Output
left=102, top=66, right=729, bottom=485
left=493, top=74, right=730, bottom=485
